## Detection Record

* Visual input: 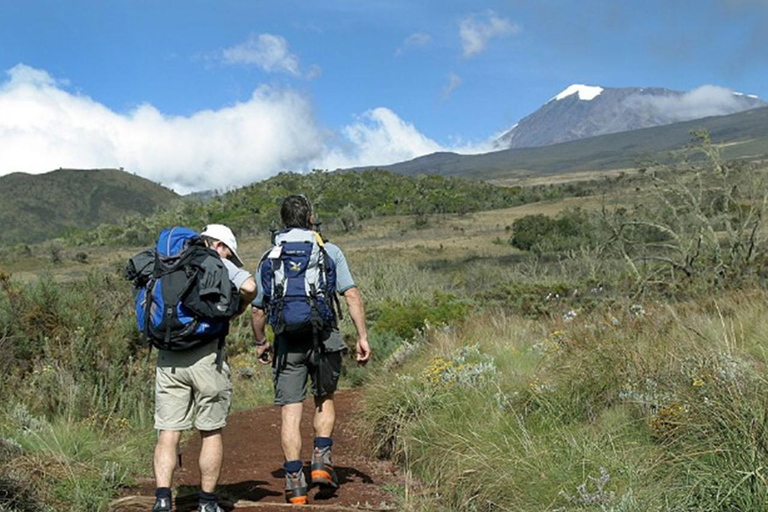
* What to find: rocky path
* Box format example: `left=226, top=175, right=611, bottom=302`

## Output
left=112, top=391, right=398, bottom=512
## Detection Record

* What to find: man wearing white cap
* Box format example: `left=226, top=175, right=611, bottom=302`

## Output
left=201, top=224, right=253, bottom=314
left=152, top=224, right=256, bottom=512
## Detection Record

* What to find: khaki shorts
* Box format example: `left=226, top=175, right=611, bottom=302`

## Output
left=155, top=340, right=232, bottom=431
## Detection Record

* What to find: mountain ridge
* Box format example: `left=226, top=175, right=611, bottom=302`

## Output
left=0, top=168, right=179, bottom=245
left=358, top=106, right=768, bottom=180
left=495, top=84, right=766, bottom=149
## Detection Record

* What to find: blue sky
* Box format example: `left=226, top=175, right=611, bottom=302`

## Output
left=1, top=0, right=766, bottom=191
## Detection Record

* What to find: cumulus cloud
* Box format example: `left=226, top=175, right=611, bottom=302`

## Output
left=222, top=33, right=302, bottom=76
left=396, top=32, right=432, bottom=55
left=317, top=108, right=446, bottom=170
left=0, top=64, right=495, bottom=192
left=624, top=85, right=764, bottom=122
left=459, top=11, right=520, bottom=58
left=0, top=64, right=324, bottom=192
left=443, top=73, right=462, bottom=100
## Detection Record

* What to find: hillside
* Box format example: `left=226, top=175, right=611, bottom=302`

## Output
left=495, top=84, right=765, bottom=149
left=67, top=169, right=595, bottom=247
left=0, top=168, right=178, bottom=245
left=369, top=107, right=768, bottom=180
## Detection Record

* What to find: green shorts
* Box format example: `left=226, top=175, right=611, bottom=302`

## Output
left=154, top=340, right=232, bottom=431
left=272, top=329, right=346, bottom=406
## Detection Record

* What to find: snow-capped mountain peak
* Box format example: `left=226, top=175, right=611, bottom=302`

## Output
left=496, top=85, right=766, bottom=150
left=552, top=84, right=605, bottom=102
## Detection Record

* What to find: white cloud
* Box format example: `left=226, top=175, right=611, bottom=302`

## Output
left=443, top=73, right=462, bottom=100
left=0, top=64, right=495, bottom=192
left=396, top=32, right=432, bottom=55
left=0, top=64, right=324, bottom=192
left=460, top=11, right=520, bottom=58
left=222, top=33, right=302, bottom=76
left=624, top=85, right=763, bottom=121
left=317, top=108, right=446, bottom=170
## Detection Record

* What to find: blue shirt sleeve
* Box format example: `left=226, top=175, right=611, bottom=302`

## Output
left=326, top=243, right=355, bottom=294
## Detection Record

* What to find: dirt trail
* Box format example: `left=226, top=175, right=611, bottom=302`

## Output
left=112, top=391, right=398, bottom=512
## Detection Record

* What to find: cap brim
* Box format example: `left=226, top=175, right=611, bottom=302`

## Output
left=229, top=248, right=244, bottom=268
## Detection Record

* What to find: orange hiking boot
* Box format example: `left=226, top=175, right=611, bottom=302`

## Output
left=285, top=469, right=309, bottom=505
left=311, top=446, right=339, bottom=488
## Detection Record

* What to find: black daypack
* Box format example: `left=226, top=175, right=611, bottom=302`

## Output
left=125, top=227, right=240, bottom=351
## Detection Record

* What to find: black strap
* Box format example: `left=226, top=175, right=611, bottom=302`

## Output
left=332, top=293, right=343, bottom=324
left=308, top=283, right=327, bottom=397
left=273, top=284, right=286, bottom=335
left=164, top=305, right=173, bottom=347
left=143, top=278, right=155, bottom=344
left=318, top=246, right=342, bottom=325
left=308, top=284, right=325, bottom=332
left=312, top=324, right=322, bottom=397
left=215, top=335, right=226, bottom=370
left=269, top=256, right=287, bottom=335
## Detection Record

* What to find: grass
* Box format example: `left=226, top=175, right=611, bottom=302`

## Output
left=361, top=292, right=768, bottom=511
left=0, top=408, right=155, bottom=512
left=3, top=150, right=768, bottom=510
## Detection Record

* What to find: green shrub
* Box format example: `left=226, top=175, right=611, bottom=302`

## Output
left=0, top=271, right=150, bottom=423
left=510, top=208, right=595, bottom=254
left=372, top=292, right=472, bottom=339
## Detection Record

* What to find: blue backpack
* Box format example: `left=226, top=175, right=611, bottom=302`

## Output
left=260, top=228, right=341, bottom=335
left=126, top=227, right=239, bottom=351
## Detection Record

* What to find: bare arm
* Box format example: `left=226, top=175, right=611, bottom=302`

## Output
left=236, top=277, right=257, bottom=316
left=251, top=306, right=267, bottom=342
left=251, top=306, right=271, bottom=364
left=343, top=287, right=371, bottom=365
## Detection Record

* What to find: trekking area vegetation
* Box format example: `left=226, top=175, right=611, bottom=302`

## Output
left=60, top=169, right=615, bottom=248
left=2, top=133, right=768, bottom=511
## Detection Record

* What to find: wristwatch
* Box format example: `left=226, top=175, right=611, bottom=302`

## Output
left=255, top=339, right=269, bottom=347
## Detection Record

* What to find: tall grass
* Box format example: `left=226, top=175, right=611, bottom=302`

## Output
left=0, top=270, right=159, bottom=511
left=0, top=251, right=455, bottom=511
left=362, top=292, right=768, bottom=511
left=0, top=266, right=287, bottom=511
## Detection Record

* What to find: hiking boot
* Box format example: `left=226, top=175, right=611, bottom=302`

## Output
left=285, top=469, right=309, bottom=504
left=198, top=503, right=224, bottom=512
left=151, top=497, right=172, bottom=512
left=311, top=446, right=339, bottom=489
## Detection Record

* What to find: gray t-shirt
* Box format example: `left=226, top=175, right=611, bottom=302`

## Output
left=251, top=241, right=354, bottom=309
left=222, top=257, right=252, bottom=290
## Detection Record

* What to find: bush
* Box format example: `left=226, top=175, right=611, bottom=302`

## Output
left=0, top=271, right=150, bottom=422
left=600, top=131, right=768, bottom=290
left=510, top=208, right=595, bottom=254
left=372, top=292, right=472, bottom=339
left=509, top=214, right=555, bottom=251
left=338, top=204, right=360, bottom=232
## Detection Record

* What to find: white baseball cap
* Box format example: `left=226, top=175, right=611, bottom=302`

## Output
left=200, top=224, right=244, bottom=267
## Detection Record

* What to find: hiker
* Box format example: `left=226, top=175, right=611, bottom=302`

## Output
left=127, top=224, right=256, bottom=512
left=251, top=195, right=372, bottom=505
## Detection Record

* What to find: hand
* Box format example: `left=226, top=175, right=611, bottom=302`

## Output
left=356, top=337, right=371, bottom=367
left=256, top=341, right=272, bottom=365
